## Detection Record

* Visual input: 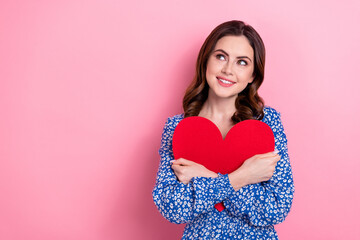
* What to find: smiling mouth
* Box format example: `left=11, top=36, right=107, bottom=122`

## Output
left=217, top=77, right=236, bottom=86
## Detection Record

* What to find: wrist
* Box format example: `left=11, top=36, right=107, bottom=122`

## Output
left=208, top=171, right=218, bottom=178
left=202, top=165, right=218, bottom=178
left=228, top=169, right=248, bottom=191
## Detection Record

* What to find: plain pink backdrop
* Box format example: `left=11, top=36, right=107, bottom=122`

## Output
left=1, top=0, right=360, bottom=239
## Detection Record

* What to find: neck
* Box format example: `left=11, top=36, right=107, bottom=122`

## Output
left=199, top=91, right=237, bottom=122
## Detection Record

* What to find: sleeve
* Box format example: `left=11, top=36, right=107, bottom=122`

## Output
left=152, top=117, right=234, bottom=224
left=222, top=109, right=295, bottom=227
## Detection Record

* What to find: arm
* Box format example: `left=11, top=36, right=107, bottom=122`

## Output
left=152, top=116, right=234, bottom=224
left=223, top=109, right=295, bottom=227
left=171, top=158, right=218, bottom=184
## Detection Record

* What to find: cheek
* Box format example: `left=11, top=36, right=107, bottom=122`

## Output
left=205, top=61, right=216, bottom=80
left=205, top=68, right=210, bottom=83
left=207, top=58, right=222, bottom=73
left=237, top=69, right=254, bottom=82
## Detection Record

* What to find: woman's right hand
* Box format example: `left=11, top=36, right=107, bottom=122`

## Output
left=228, top=151, right=280, bottom=191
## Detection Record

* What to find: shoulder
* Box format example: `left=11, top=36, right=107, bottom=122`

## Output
left=163, top=113, right=184, bottom=130
left=263, top=105, right=281, bottom=121
left=263, top=105, right=281, bottom=117
left=262, top=106, right=284, bottom=130
left=262, top=106, right=288, bottom=149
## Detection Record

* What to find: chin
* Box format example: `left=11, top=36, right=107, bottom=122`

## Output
left=213, top=91, right=239, bottom=99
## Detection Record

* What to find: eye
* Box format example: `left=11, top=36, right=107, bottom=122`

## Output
left=215, top=54, right=226, bottom=61
left=237, top=59, right=247, bottom=66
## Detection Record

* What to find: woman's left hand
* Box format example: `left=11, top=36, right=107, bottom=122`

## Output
left=171, top=158, right=218, bottom=184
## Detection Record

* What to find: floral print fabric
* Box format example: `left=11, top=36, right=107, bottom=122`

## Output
left=152, top=106, right=294, bottom=239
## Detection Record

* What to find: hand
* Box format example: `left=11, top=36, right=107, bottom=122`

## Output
left=228, top=151, right=280, bottom=191
left=171, top=158, right=218, bottom=184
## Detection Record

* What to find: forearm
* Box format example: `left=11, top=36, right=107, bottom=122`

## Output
left=223, top=149, right=295, bottom=226
left=228, top=167, right=249, bottom=191
left=153, top=173, right=233, bottom=224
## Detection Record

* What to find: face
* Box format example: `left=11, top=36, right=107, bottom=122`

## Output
left=205, top=35, right=255, bottom=100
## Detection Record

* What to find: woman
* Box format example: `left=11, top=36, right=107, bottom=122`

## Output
left=152, top=20, right=294, bottom=239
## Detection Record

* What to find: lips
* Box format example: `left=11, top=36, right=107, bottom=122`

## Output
left=217, top=77, right=236, bottom=87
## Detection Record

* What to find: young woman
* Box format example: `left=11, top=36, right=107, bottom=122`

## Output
left=152, top=20, right=294, bottom=239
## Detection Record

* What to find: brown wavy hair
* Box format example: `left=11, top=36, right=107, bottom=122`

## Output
left=183, top=20, right=266, bottom=123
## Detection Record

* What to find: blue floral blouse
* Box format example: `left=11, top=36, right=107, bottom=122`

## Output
left=152, top=106, right=294, bottom=239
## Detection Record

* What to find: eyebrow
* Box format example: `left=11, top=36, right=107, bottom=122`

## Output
left=213, top=49, right=252, bottom=62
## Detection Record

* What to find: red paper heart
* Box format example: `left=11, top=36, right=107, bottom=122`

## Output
left=172, top=116, right=275, bottom=212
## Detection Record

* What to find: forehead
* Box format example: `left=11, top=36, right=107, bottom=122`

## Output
left=214, top=35, right=254, bottom=59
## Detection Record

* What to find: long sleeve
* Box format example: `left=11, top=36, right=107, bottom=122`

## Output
left=222, top=107, right=295, bottom=227
left=152, top=116, right=234, bottom=224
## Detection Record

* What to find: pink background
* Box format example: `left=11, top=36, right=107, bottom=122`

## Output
left=1, top=0, right=359, bottom=239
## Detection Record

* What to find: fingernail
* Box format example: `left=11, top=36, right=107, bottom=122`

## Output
left=274, top=149, right=279, bottom=154
left=170, top=160, right=175, bottom=164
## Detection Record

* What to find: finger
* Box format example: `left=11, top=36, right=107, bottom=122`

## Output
left=170, top=159, right=183, bottom=166
left=272, top=154, right=281, bottom=162
left=170, top=160, right=182, bottom=166
left=171, top=163, right=187, bottom=171
left=261, top=155, right=281, bottom=165
left=172, top=158, right=194, bottom=166
left=270, top=155, right=281, bottom=167
left=171, top=164, right=181, bottom=171
left=256, top=151, right=278, bottom=159
left=271, top=154, right=281, bottom=163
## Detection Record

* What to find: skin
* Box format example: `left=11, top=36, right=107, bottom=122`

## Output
left=171, top=35, right=280, bottom=191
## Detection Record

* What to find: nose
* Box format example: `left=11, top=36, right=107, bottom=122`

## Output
left=221, top=61, right=233, bottom=75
